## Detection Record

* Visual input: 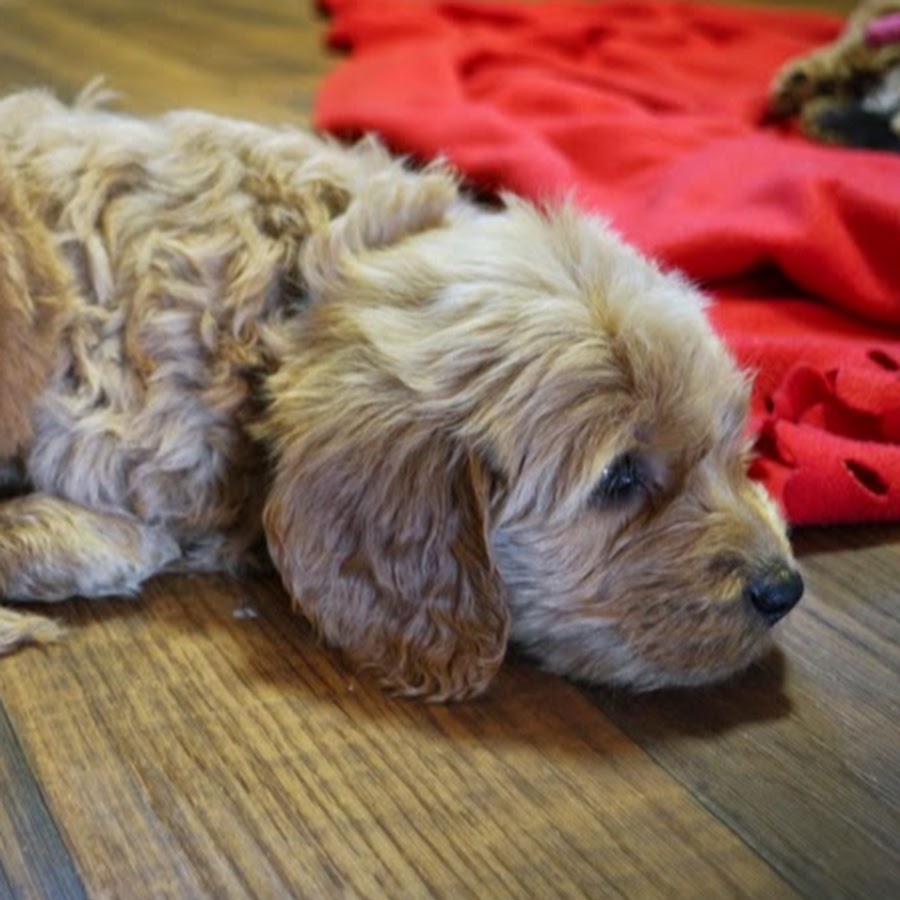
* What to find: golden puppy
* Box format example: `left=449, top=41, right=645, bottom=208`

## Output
left=0, top=88, right=802, bottom=699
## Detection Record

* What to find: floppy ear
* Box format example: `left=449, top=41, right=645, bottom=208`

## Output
left=261, top=153, right=509, bottom=700
left=299, top=150, right=460, bottom=294
left=263, top=419, right=509, bottom=701
left=0, top=152, right=73, bottom=458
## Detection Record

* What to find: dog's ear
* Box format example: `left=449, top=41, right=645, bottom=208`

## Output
left=300, top=153, right=459, bottom=292
left=262, top=155, right=509, bottom=700
left=0, top=153, right=73, bottom=458
left=263, top=411, right=509, bottom=701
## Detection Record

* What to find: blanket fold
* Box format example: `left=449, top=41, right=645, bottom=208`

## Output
left=316, top=0, right=900, bottom=524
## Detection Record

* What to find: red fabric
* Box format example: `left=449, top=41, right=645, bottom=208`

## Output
left=315, top=0, right=900, bottom=525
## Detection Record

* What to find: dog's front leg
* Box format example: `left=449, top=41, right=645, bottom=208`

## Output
left=0, top=493, right=180, bottom=653
left=0, top=607, right=63, bottom=653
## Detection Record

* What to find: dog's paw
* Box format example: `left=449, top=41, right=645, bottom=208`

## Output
left=0, top=607, right=64, bottom=655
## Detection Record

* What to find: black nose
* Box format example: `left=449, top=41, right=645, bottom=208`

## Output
left=745, top=561, right=804, bottom=625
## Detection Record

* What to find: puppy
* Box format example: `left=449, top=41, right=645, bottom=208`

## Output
left=0, top=88, right=802, bottom=700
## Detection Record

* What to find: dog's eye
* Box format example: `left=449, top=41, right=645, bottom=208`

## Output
left=590, top=452, right=645, bottom=507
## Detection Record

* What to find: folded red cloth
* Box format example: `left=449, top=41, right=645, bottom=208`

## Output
left=316, top=0, right=900, bottom=524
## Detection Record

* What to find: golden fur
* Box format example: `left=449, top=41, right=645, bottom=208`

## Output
left=0, top=88, right=802, bottom=699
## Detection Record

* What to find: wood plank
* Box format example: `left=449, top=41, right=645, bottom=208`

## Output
left=0, top=575, right=797, bottom=898
left=0, top=0, right=330, bottom=123
left=0, top=700, right=86, bottom=899
left=593, top=525, right=900, bottom=900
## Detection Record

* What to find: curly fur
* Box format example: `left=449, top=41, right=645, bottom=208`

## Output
left=0, top=88, right=802, bottom=699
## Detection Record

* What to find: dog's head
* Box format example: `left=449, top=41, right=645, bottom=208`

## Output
left=262, top=161, right=802, bottom=700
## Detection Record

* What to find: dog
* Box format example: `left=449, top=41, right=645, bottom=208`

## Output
left=0, top=87, right=803, bottom=700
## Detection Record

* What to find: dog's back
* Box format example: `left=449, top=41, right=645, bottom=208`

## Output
left=0, top=89, right=364, bottom=571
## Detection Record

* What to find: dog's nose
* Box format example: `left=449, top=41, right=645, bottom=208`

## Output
left=745, top=561, right=804, bottom=624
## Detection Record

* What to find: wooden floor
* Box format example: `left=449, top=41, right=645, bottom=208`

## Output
left=1, top=1, right=898, bottom=897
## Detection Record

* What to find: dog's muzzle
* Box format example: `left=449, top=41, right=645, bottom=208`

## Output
left=744, top=559, right=804, bottom=625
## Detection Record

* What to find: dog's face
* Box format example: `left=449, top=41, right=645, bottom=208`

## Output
left=262, top=171, right=802, bottom=700
left=487, top=310, right=797, bottom=690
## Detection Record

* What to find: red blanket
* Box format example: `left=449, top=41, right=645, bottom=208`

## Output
left=315, top=0, right=900, bottom=525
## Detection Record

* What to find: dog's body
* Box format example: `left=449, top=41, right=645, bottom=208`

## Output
left=0, top=88, right=802, bottom=699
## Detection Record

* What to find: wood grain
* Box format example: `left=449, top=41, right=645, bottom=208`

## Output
left=0, top=703, right=86, bottom=899
left=0, top=576, right=798, bottom=899
left=0, top=0, right=897, bottom=897
left=0, top=0, right=330, bottom=123
left=593, top=525, right=900, bottom=899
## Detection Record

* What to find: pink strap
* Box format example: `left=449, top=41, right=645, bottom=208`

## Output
left=865, top=11, right=900, bottom=47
